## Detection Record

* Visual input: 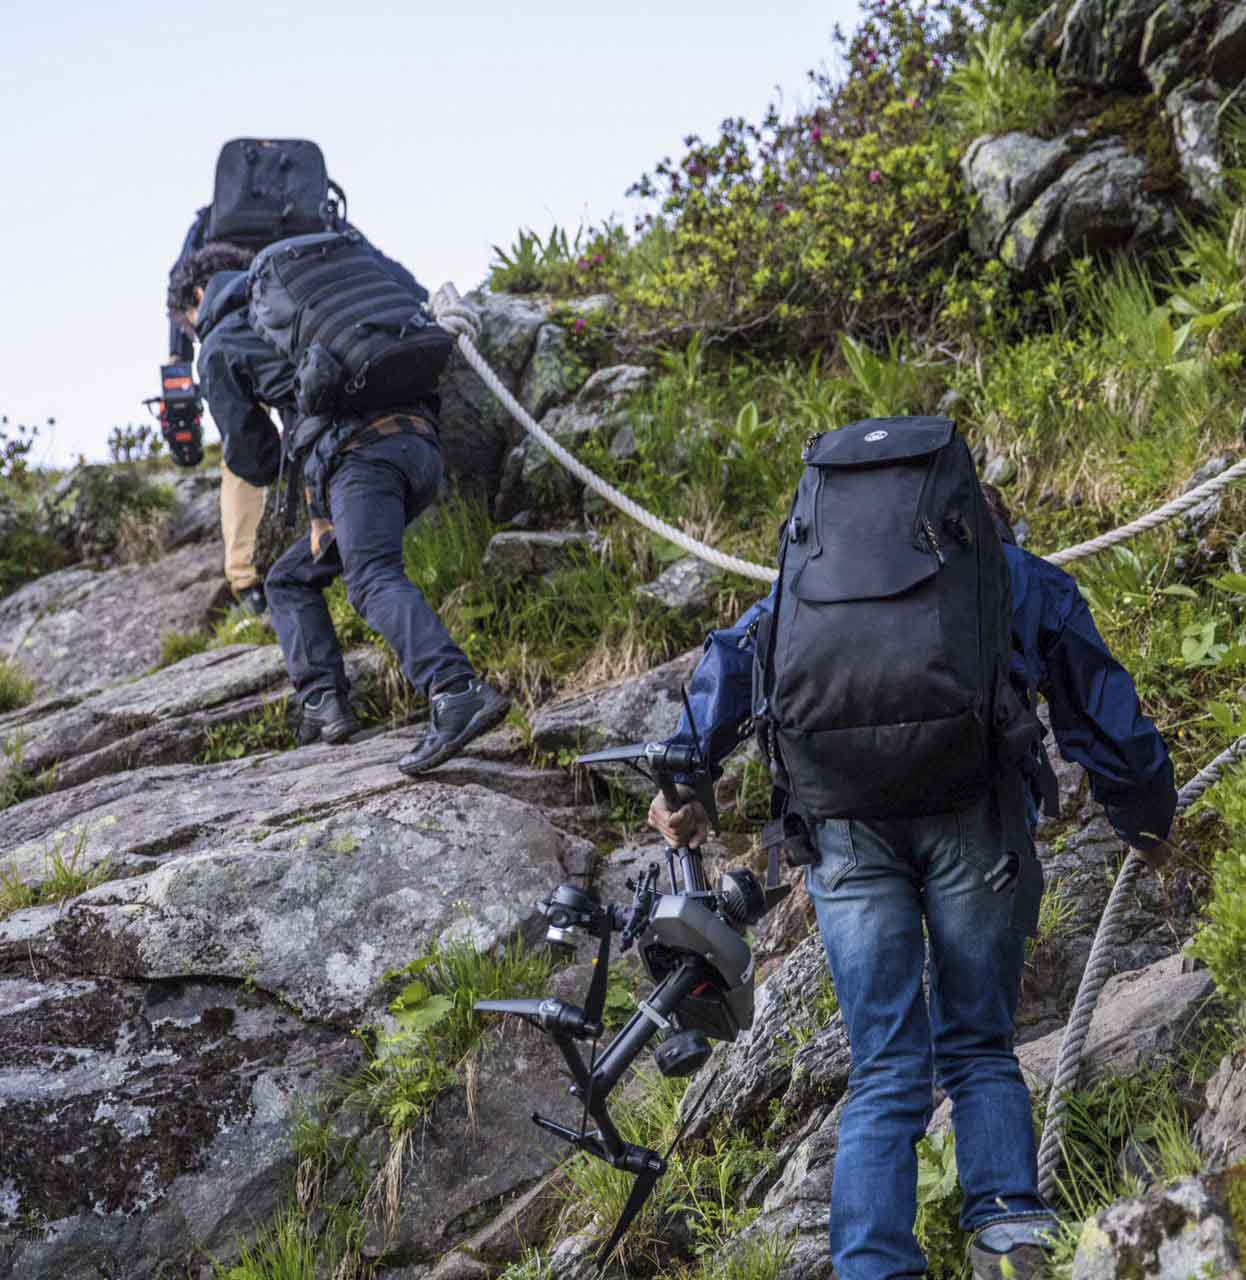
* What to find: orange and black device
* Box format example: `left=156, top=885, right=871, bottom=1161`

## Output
left=144, top=362, right=204, bottom=467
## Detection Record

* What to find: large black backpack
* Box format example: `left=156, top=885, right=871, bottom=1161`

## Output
left=248, top=230, right=452, bottom=416
left=207, top=139, right=343, bottom=248
left=755, top=416, right=1037, bottom=820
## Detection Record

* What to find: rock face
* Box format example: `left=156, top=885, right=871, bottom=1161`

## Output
left=1071, top=1169, right=1246, bottom=1280
left=0, top=543, right=230, bottom=697
left=636, top=557, right=720, bottom=613
left=0, top=975, right=356, bottom=1280
left=1055, top=0, right=1165, bottom=87
left=1195, top=1048, right=1246, bottom=1170
left=482, top=530, right=602, bottom=577
left=963, top=135, right=1173, bottom=276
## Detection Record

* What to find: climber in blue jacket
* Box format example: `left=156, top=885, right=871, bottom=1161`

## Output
left=647, top=483, right=1176, bottom=1280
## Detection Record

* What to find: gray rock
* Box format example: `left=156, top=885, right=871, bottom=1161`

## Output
left=962, top=133, right=1078, bottom=258
left=483, top=530, right=601, bottom=576
left=1167, top=83, right=1226, bottom=207
left=1056, top=0, right=1165, bottom=87
left=1194, top=1047, right=1246, bottom=1169
left=520, top=324, right=588, bottom=421
left=363, top=1024, right=569, bottom=1267
left=438, top=293, right=548, bottom=500
left=1018, top=955, right=1214, bottom=1099
left=1071, top=1172, right=1245, bottom=1280
left=530, top=648, right=700, bottom=763
left=635, top=557, right=719, bottom=613
left=999, top=139, right=1174, bottom=275
left=166, top=468, right=222, bottom=548
left=0, top=974, right=356, bottom=1280
left=1, top=781, right=591, bottom=1024
left=0, top=543, right=230, bottom=698
left=1023, top=2, right=1066, bottom=60
left=609, top=422, right=637, bottom=461
left=495, top=365, right=651, bottom=519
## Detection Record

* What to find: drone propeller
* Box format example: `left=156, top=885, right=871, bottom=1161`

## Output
left=596, top=1162, right=662, bottom=1272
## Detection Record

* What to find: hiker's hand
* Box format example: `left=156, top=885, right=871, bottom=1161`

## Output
left=1130, top=833, right=1177, bottom=871
left=648, top=786, right=711, bottom=849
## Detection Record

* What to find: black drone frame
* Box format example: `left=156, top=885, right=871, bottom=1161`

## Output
left=476, top=692, right=789, bottom=1269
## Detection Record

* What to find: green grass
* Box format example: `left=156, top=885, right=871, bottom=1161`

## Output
left=0, top=733, right=57, bottom=812
left=0, top=658, right=35, bottom=712
left=210, top=606, right=279, bottom=650
left=560, top=1069, right=769, bottom=1274
left=213, top=1205, right=359, bottom=1280
left=198, top=698, right=295, bottom=764
left=0, top=830, right=110, bottom=921
left=156, top=628, right=210, bottom=669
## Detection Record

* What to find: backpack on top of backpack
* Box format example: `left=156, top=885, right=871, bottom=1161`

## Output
left=207, top=138, right=345, bottom=248
left=753, top=416, right=1040, bottom=821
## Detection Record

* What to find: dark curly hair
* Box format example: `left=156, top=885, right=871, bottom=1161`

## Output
left=167, top=242, right=255, bottom=333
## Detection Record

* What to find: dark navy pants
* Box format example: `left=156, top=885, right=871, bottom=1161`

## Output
left=267, top=431, right=475, bottom=705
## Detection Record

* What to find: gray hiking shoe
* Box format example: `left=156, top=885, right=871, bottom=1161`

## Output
left=397, top=678, right=510, bottom=775
left=970, top=1218, right=1058, bottom=1280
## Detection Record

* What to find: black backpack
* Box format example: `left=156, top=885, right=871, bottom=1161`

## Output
left=207, top=139, right=343, bottom=248
left=248, top=230, right=452, bottom=417
left=754, top=416, right=1038, bottom=820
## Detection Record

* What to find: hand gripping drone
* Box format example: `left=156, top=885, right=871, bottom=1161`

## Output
left=475, top=714, right=790, bottom=1268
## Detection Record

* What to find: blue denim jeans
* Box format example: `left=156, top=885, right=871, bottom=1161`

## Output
left=805, top=790, right=1052, bottom=1280
left=267, top=430, right=474, bottom=704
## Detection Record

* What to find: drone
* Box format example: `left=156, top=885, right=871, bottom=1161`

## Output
left=476, top=696, right=790, bottom=1269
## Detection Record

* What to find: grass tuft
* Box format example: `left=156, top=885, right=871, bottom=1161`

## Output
left=0, top=658, right=35, bottom=712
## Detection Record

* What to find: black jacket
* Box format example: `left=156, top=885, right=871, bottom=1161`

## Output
left=195, top=271, right=293, bottom=487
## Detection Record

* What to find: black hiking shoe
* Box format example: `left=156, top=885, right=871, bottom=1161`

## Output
left=970, top=1219, right=1057, bottom=1280
left=397, top=679, right=510, bottom=776
left=298, top=690, right=359, bottom=746
left=236, top=585, right=268, bottom=617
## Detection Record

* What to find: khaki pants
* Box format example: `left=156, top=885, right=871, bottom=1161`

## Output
left=220, top=461, right=267, bottom=593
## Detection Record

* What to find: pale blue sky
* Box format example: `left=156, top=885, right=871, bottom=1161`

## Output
left=0, top=0, right=857, bottom=465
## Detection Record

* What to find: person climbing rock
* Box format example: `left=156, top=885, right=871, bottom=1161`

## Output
left=165, top=233, right=509, bottom=769
left=646, top=420, right=1177, bottom=1280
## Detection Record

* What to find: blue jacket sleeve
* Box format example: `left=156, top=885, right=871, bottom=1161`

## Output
left=667, top=587, right=776, bottom=775
left=1026, top=551, right=1177, bottom=848
left=167, top=207, right=210, bottom=360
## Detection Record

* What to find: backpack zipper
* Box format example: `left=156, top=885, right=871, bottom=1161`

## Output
left=923, top=518, right=946, bottom=565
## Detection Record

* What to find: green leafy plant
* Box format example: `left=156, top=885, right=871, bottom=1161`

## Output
left=943, top=18, right=1062, bottom=138
left=210, top=606, right=279, bottom=649
left=0, top=733, right=57, bottom=812
left=914, top=1131, right=967, bottom=1280
left=1190, top=763, right=1246, bottom=1017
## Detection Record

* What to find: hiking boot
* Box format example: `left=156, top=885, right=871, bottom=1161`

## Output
left=970, top=1218, right=1057, bottom=1280
left=397, top=678, right=510, bottom=776
left=298, top=690, right=359, bottom=746
left=236, top=585, right=268, bottom=617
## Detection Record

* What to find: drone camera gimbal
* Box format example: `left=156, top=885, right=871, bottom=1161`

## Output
left=475, top=696, right=790, bottom=1268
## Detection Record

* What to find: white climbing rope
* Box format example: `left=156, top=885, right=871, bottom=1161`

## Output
left=432, top=285, right=778, bottom=584
left=1035, top=732, right=1246, bottom=1200
left=1045, top=458, right=1246, bottom=567
left=432, top=283, right=1246, bottom=578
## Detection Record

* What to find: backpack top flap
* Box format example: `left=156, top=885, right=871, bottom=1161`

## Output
left=209, top=139, right=330, bottom=246
left=793, top=417, right=956, bottom=603
left=802, top=416, right=953, bottom=467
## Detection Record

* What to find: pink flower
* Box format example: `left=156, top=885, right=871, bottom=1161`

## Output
left=591, top=253, right=603, bottom=265
left=811, top=127, right=822, bottom=142
left=868, top=169, right=882, bottom=183
left=577, top=257, right=590, bottom=271
left=573, top=318, right=587, bottom=334
left=773, top=200, right=788, bottom=214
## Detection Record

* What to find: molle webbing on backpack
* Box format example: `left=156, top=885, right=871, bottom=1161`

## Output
left=208, top=139, right=332, bottom=247
left=755, top=416, right=1035, bottom=820
left=248, top=232, right=451, bottom=416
